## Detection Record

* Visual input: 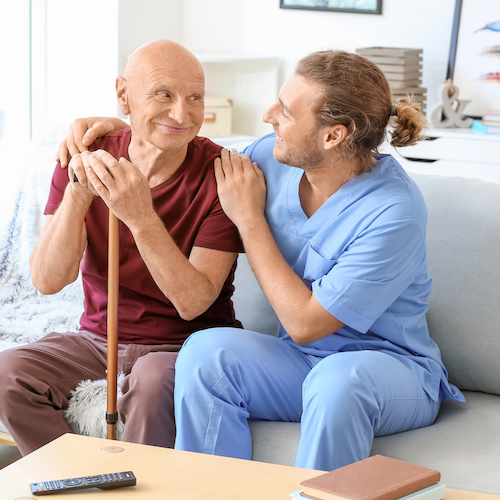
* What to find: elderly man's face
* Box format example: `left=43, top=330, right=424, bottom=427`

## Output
left=124, top=53, right=205, bottom=153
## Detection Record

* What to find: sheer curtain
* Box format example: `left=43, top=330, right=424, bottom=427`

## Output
left=0, top=1, right=31, bottom=227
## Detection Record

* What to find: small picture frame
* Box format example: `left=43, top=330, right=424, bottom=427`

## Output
left=279, top=0, right=382, bottom=15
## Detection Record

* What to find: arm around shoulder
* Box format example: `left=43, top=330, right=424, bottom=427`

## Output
left=57, top=117, right=129, bottom=169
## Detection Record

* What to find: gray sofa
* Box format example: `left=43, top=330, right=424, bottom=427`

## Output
left=235, top=172, right=500, bottom=495
left=0, top=141, right=499, bottom=494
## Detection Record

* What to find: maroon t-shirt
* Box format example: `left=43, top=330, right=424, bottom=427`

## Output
left=45, top=129, right=243, bottom=344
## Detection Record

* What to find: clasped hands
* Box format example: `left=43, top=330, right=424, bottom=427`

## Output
left=68, top=150, right=154, bottom=228
left=214, top=148, right=267, bottom=231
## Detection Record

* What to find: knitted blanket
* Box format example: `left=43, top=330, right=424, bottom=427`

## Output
left=0, top=132, right=84, bottom=352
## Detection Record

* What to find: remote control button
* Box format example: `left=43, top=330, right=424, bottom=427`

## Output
left=64, top=478, right=82, bottom=486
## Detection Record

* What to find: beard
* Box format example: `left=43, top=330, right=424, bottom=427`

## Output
left=272, top=129, right=324, bottom=170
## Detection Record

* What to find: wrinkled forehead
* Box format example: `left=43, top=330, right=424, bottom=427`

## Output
left=139, top=65, right=205, bottom=92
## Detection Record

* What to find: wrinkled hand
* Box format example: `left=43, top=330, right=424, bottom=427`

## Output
left=67, top=152, right=98, bottom=207
left=214, top=149, right=267, bottom=229
left=56, top=117, right=129, bottom=169
left=84, top=150, right=155, bottom=228
left=68, top=150, right=99, bottom=190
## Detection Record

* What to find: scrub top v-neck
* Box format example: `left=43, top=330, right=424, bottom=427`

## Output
left=243, top=133, right=465, bottom=404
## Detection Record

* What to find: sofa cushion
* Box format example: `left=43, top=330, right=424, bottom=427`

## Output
left=410, top=173, right=500, bottom=395
left=250, top=390, right=500, bottom=495
left=232, top=254, right=279, bottom=336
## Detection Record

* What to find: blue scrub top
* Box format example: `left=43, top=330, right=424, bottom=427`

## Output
left=244, top=133, right=464, bottom=404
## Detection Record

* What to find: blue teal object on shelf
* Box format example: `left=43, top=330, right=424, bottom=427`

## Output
left=471, top=120, right=500, bottom=134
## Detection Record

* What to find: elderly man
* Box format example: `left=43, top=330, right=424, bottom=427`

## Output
left=0, top=40, right=243, bottom=456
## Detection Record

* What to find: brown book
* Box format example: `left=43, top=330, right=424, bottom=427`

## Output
left=391, top=86, right=427, bottom=95
left=376, top=63, right=422, bottom=74
left=300, top=455, right=440, bottom=500
left=364, top=55, right=422, bottom=65
left=356, top=47, right=423, bottom=58
left=385, top=71, right=421, bottom=82
left=388, top=79, right=422, bottom=89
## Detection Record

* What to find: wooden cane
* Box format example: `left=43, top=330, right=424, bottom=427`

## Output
left=106, top=211, right=120, bottom=440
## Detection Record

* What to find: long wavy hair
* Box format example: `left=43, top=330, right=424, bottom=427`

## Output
left=295, top=50, right=428, bottom=174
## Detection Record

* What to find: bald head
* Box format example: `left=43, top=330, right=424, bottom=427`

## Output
left=123, top=40, right=204, bottom=85
left=115, top=39, right=206, bottom=156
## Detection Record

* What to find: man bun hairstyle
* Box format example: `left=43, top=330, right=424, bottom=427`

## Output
left=390, top=95, right=428, bottom=149
left=295, top=50, right=428, bottom=174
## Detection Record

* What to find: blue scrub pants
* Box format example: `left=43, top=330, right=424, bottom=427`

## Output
left=174, top=328, right=440, bottom=471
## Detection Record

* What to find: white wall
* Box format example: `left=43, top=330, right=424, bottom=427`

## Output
left=117, top=0, right=182, bottom=77
left=38, top=0, right=119, bottom=132
left=25, top=0, right=460, bottom=138
left=180, top=0, right=457, bottom=114
left=0, top=1, right=31, bottom=145
left=31, top=0, right=183, bottom=137
left=0, top=1, right=31, bottom=210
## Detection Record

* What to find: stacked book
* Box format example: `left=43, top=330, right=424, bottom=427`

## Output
left=356, top=47, right=426, bottom=114
left=290, top=455, right=445, bottom=500
left=471, top=110, right=500, bottom=135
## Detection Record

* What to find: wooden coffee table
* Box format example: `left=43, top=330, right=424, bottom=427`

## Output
left=0, top=434, right=499, bottom=500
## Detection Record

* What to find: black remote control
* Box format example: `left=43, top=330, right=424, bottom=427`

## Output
left=30, top=471, right=136, bottom=495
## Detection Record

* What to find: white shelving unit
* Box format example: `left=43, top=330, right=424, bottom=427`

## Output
left=196, top=53, right=280, bottom=139
left=381, top=128, right=500, bottom=183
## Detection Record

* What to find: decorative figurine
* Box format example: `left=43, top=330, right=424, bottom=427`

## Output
left=430, top=82, right=473, bottom=129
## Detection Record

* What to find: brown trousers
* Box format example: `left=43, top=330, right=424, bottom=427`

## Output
left=0, top=331, right=180, bottom=455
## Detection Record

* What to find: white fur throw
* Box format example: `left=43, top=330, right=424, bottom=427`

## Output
left=64, top=374, right=125, bottom=440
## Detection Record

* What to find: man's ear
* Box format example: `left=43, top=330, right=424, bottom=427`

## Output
left=322, top=124, right=348, bottom=151
left=116, top=76, right=130, bottom=115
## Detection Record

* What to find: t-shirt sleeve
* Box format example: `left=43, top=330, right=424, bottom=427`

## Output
left=44, top=162, right=71, bottom=215
left=193, top=198, right=244, bottom=253
left=310, top=215, right=426, bottom=334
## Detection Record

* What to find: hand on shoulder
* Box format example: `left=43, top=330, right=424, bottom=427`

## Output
left=56, top=117, right=129, bottom=169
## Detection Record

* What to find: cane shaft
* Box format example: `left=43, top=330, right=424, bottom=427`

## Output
left=107, top=211, right=120, bottom=440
